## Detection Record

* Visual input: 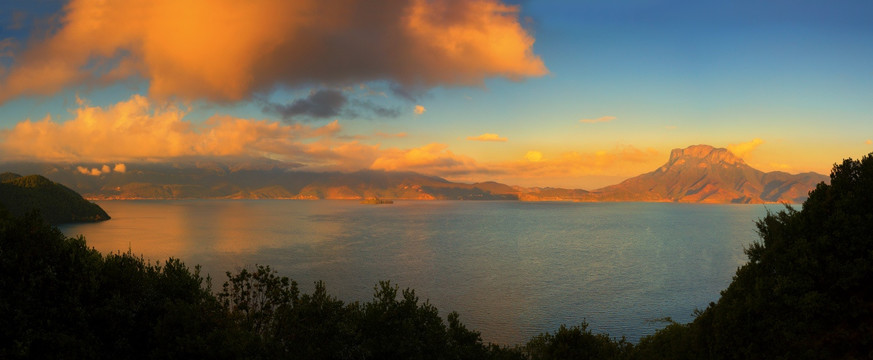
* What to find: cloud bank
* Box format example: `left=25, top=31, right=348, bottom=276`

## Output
left=0, top=0, right=547, bottom=104
left=0, top=94, right=477, bottom=175
left=727, top=138, right=764, bottom=158
left=0, top=91, right=667, bottom=187
left=0, top=95, right=346, bottom=165
left=371, top=143, right=485, bottom=176
left=506, top=146, right=660, bottom=178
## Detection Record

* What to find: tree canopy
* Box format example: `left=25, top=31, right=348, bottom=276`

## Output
left=636, top=153, right=873, bottom=359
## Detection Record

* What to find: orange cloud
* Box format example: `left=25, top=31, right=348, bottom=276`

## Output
left=0, top=95, right=345, bottom=164
left=77, top=166, right=101, bottom=176
left=374, top=132, right=408, bottom=139
left=414, top=105, right=426, bottom=115
left=75, top=163, right=126, bottom=176
left=0, top=93, right=666, bottom=188
left=467, top=133, right=507, bottom=142
left=300, top=140, right=383, bottom=172
left=727, top=138, right=764, bottom=158
left=370, top=143, right=484, bottom=175
left=525, top=151, right=543, bottom=162
left=0, top=0, right=547, bottom=104
left=501, top=146, right=660, bottom=178
left=368, top=144, right=661, bottom=183
left=579, top=116, right=616, bottom=124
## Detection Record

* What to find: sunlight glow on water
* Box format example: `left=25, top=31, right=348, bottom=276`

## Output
left=61, top=200, right=775, bottom=345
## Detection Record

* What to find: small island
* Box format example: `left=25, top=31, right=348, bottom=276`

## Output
left=0, top=173, right=110, bottom=224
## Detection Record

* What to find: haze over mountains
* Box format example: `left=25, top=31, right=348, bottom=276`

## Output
left=1, top=145, right=827, bottom=204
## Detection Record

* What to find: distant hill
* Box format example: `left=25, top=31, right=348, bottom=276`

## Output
left=0, top=162, right=520, bottom=201
left=583, top=145, right=828, bottom=203
left=0, top=173, right=110, bottom=224
left=0, top=146, right=827, bottom=204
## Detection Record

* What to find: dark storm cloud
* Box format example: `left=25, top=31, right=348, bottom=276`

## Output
left=264, top=89, right=347, bottom=120
left=263, top=89, right=402, bottom=121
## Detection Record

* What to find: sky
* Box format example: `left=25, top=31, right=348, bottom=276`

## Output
left=0, top=0, right=871, bottom=189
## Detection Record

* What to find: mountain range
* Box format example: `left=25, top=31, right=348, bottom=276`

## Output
left=583, top=145, right=828, bottom=203
left=1, top=145, right=828, bottom=204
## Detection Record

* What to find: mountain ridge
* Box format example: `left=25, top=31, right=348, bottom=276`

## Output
left=1, top=145, right=828, bottom=204
left=584, top=144, right=827, bottom=203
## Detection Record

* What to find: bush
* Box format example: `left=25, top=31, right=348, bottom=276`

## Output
left=0, top=211, right=235, bottom=359
left=638, top=153, right=873, bottom=359
left=524, top=323, right=632, bottom=360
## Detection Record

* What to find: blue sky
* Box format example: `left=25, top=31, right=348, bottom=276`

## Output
left=1, top=0, right=871, bottom=188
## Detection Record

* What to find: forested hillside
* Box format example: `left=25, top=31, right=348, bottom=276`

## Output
left=0, top=173, right=109, bottom=224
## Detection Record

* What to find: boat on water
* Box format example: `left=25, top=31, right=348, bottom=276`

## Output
left=360, top=198, right=394, bottom=204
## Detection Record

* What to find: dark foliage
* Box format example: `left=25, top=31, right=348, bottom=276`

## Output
left=217, top=266, right=517, bottom=359
left=0, top=210, right=514, bottom=359
left=524, top=323, right=632, bottom=360
left=0, top=210, right=232, bottom=359
left=637, top=153, right=873, bottom=359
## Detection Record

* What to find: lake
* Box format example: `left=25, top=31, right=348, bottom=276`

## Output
left=60, top=200, right=778, bottom=345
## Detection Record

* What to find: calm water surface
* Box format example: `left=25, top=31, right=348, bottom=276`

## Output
left=61, top=200, right=777, bottom=345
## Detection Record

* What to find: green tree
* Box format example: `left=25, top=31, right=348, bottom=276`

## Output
left=356, top=281, right=452, bottom=358
left=524, top=323, right=632, bottom=360
left=215, top=268, right=506, bottom=359
left=273, top=280, right=359, bottom=359
left=638, top=153, right=873, bottom=359
left=632, top=319, right=701, bottom=360
left=219, top=265, right=298, bottom=338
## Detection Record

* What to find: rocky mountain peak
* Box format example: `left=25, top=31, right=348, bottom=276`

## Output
left=592, top=144, right=828, bottom=204
left=668, top=145, right=744, bottom=165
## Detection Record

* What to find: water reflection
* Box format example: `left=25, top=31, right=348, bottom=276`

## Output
left=62, top=200, right=193, bottom=258
left=61, top=200, right=770, bottom=345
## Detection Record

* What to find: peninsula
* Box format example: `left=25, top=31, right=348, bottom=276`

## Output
left=0, top=173, right=110, bottom=224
